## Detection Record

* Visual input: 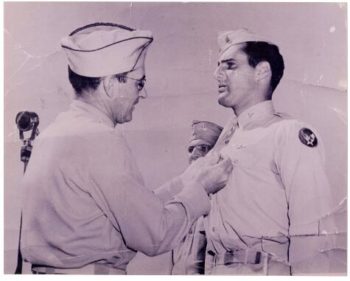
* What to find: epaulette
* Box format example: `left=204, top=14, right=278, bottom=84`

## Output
left=273, top=112, right=293, bottom=120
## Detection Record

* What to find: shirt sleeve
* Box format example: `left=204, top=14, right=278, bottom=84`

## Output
left=87, top=133, right=210, bottom=257
left=274, top=120, right=336, bottom=236
left=153, top=177, right=184, bottom=203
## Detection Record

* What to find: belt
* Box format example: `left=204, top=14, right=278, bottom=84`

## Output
left=208, top=249, right=266, bottom=265
left=31, top=263, right=126, bottom=275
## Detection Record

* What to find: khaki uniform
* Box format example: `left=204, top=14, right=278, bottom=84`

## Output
left=21, top=100, right=210, bottom=274
left=205, top=101, right=337, bottom=275
left=171, top=217, right=206, bottom=274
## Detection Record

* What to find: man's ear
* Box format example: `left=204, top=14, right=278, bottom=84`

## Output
left=102, top=75, right=114, bottom=98
left=255, top=61, right=271, bottom=81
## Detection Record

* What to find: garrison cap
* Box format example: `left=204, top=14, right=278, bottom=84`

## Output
left=218, top=28, right=269, bottom=56
left=189, top=120, right=223, bottom=148
left=61, top=22, right=153, bottom=77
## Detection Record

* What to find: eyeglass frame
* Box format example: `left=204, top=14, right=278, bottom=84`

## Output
left=188, top=144, right=213, bottom=154
left=125, top=75, right=147, bottom=91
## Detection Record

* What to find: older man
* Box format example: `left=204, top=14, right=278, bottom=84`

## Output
left=204, top=28, right=340, bottom=275
left=19, top=22, right=233, bottom=275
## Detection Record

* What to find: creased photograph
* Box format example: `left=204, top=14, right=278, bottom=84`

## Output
left=4, top=2, right=347, bottom=275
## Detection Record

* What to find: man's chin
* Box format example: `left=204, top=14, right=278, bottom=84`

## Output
left=218, top=96, right=230, bottom=108
left=117, top=114, right=133, bottom=124
left=124, top=116, right=133, bottom=123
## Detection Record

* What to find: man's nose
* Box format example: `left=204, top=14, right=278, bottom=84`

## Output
left=139, top=88, right=148, bottom=99
left=214, top=66, right=224, bottom=81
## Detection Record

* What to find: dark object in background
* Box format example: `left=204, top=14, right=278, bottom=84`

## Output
left=14, top=111, right=40, bottom=274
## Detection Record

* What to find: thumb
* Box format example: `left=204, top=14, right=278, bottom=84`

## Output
left=213, top=156, right=233, bottom=171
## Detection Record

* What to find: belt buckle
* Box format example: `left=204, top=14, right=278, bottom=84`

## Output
left=245, top=249, right=262, bottom=265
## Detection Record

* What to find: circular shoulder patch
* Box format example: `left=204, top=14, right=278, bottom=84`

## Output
left=299, top=128, right=318, bottom=147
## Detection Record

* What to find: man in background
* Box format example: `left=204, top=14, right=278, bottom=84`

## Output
left=171, top=120, right=223, bottom=274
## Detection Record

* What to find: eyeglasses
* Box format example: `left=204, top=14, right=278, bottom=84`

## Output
left=188, top=144, right=212, bottom=154
left=125, top=75, right=146, bottom=91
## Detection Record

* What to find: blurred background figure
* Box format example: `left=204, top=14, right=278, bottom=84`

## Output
left=188, top=121, right=223, bottom=164
left=171, top=120, right=223, bottom=274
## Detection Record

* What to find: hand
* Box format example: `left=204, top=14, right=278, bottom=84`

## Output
left=181, top=152, right=233, bottom=194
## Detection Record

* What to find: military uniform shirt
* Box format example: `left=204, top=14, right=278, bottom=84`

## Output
left=20, top=100, right=210, bottom=271
left=206, top=101, right=336, bottom=262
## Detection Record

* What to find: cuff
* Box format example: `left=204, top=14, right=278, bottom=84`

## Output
left=172, top=179, right=210, bottom=220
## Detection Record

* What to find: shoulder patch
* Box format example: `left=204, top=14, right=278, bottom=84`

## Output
left=299, top=128, right=318, bottom=147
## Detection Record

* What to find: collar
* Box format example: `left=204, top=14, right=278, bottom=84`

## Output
left=70, top=99, right=115, bottom=128
left=237, top=100, right=275, bottom=129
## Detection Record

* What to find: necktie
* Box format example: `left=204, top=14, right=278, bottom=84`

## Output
left=212, top=117, right=238, bottom=153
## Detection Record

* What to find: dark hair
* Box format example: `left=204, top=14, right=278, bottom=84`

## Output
left=68, top=68, right=129, bottom=96
left=242, top=41, right=284, bottom=95
left=67, top=22, right=134, bottom=95
left=68, top=66, right=101, bottom=96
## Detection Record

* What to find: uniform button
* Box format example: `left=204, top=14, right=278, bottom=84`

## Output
left=212, top=227, right=215, bottom=232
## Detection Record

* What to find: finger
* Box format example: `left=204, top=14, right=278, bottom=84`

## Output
left=217, top=157, right=233, bottom=170
left=217, top=153, right=224, bottom=162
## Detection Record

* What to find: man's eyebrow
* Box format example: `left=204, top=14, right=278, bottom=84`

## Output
left=220, top=58, right=236, bottom=64
left=218, top=58, right=236, bottom=65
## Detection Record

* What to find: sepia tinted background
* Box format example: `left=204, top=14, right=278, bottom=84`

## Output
left=4, top=2, right=347, bottom=274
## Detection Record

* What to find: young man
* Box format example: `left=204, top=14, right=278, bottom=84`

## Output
left=204, top=28, right=340, bottom=275
left=19, top=22, right=233, bottom=275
